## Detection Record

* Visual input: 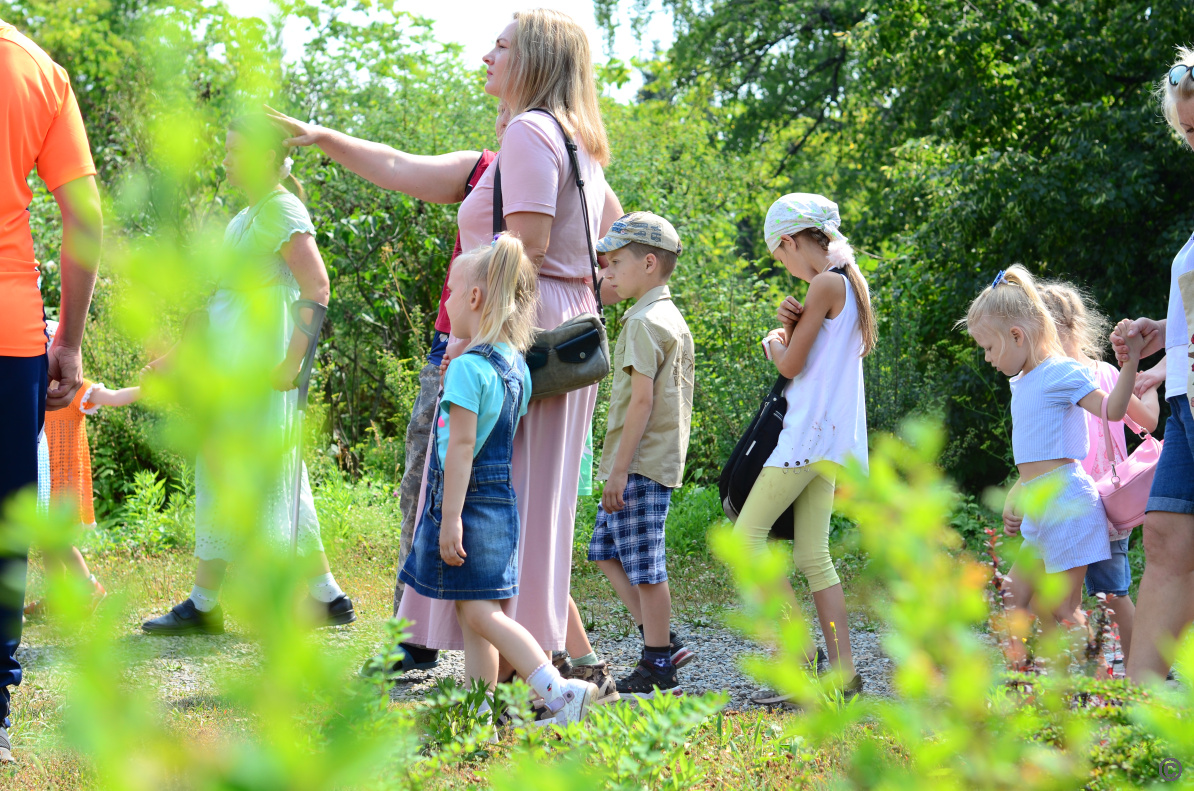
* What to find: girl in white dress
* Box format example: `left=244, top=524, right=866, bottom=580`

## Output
left=142, top=115, right=353, bottom=635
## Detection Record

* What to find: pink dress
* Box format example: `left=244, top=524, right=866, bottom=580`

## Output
left=396, top=111, right=608, bottom=650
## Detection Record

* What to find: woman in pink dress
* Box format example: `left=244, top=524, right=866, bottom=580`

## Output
left=268, top=9, right=621, bottom=670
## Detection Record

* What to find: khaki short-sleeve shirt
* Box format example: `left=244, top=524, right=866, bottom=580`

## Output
left=597, top=285, right=695, bottom=488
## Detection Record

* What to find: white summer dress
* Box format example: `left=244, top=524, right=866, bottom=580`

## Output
left=192, top=188, right=324, bottom=561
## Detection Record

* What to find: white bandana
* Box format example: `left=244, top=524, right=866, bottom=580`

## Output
left=764, top=193, right=847, bottom=253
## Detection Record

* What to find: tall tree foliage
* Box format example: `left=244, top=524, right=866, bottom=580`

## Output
left=599, top=0, right=1194, bottom=489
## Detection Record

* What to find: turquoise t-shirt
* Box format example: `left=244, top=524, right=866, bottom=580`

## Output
left=436, top=343, right=533, bottom=465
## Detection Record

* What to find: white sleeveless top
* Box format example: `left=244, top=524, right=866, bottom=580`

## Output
left=765, top=270, right=869, bottom=474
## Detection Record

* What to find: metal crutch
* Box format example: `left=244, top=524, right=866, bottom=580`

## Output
left=289, top=299, right=328, bottom=555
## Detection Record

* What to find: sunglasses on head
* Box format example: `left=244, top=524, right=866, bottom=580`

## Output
left=1169, top=64, right=1194, bottom=86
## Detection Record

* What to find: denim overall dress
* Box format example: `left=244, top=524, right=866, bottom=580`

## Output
left=399, top=344, right=525, bottom=600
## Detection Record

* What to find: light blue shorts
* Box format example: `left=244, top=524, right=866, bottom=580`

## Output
left=1020, top=462, right=1112, bottom=574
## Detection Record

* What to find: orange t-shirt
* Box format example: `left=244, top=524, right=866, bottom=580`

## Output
left=0, top=20, right=97, bottom=356
left=44, top=378, right=98, bottom=526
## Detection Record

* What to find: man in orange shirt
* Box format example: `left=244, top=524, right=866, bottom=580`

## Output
left=0, top=18, right=102, bottom=763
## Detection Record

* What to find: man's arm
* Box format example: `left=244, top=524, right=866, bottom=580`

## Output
left=46, top=175, right=102, bottom=410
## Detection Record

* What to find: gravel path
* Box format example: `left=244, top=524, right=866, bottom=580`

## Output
left=388, top=613, right=896, bottom=710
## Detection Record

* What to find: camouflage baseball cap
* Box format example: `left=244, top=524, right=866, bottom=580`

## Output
left=595, top=211, right=682, bottom=255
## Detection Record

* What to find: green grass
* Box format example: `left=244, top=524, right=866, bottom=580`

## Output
left=7, top=475, right=894, bottom=790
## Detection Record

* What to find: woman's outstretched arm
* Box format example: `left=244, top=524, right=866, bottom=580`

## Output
left=265, top=106, right=480, bottom=204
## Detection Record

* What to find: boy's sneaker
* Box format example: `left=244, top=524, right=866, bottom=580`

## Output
left=552, top=651, right=621, bottom=704
left=637, top=625, right=697, bottom=668
left=544, top=678, right=598, bottom=726
left=142, top=599, right=224, bottom=635
left=749, top=647, right=830, bottom=705
left=616, top=660, right=683, bottom=700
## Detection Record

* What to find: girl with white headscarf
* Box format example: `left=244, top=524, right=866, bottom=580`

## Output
left=744, top=193, right=876, bottom=707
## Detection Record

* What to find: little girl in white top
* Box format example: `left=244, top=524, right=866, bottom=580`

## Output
left=740, top=193, right=876, bottom=705
left=962, top=266, right=1145, bottom=664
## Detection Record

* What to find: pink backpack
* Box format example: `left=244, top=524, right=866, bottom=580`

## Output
left=1096, top=397, right=1162, bottom=531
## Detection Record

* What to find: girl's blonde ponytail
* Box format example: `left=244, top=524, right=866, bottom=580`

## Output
left=465, top=234, right=539, bottom=353
left=798, top=228, right=878, bottom=356
left=959, top=264, right=1064, bottom=359
left=1039, top=280, right=1110, bottom=362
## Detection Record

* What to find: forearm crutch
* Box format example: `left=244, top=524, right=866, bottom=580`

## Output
left=289, top=299, right=328, bottom=555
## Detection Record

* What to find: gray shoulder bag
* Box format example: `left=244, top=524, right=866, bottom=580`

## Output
left=493, top=109, right=610, bottom=401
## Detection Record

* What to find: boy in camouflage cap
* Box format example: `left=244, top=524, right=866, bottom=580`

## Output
left=590, top=212, right=696, bottom=698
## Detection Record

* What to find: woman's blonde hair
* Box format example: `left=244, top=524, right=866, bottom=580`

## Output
left=959, top=264, right=1063, bottom=360
left=1039, top=280, right=1110, bottom=362
left=458, top=234, right=539, bottom=353
left=505, top=9, right=610, bottom=165
left=796, top=228, right=878, bottom=356
left=1159, top=45, right=1194, bottom=147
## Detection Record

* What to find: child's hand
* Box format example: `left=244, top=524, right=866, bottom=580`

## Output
left=439, top=515, right=466, bottom=566
left=1002, top=499, right=1023, bottom=536
left=1111, top=317, right=1162, bottom=363
left=777, top=297, right=803, bottom=331
left=1115, top=318, right=1146, bottom=362
left=1135, top=363, right=1165, bottom=396
left=271, top=361, right=300, bottom=392
left=602, top=471, right=628, bottom=513
left=760, top=328, right=786, bottom=361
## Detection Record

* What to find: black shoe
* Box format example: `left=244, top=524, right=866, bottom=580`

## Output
left=309, top=594, right=356, bottom=627
left=359, top=642, right=440, bottom=678
left=749, top=647, right=830, bottom=706
left=637, top=625, right=696, bottom=669
left=615, top=659, right=683, bottom=700
left=142, top=599, right=224, bottom=636
left=843, top=672, right=864, bottom=699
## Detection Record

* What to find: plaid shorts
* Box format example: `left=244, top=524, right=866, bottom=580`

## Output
left=588, top=473, right=673, bottom=585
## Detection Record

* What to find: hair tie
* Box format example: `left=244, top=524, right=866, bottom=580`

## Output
left=991, top=270, right=1008, bottom=288
left=279, top=156, right=294, bottom=180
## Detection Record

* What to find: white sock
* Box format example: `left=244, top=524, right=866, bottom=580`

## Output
left=526, top=662, right=566, bottom=708
left=189, top=585, right=220, bottom=613
left=308, top=572, right=344, bottom=603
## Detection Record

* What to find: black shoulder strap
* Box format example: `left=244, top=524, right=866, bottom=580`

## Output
left=464, top=152, right=487, bottom=198
left=492, top=109, right=604, bottom=319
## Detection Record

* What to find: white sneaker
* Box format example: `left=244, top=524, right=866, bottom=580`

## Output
left=545, top=678, right=598, bottom=726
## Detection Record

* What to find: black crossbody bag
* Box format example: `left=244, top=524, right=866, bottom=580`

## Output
left=492, top=109, right=610, bottom=401
left=718, top=375, right=796, bottom=540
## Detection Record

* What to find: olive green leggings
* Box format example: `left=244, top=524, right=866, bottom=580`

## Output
left=732, top=463, right=840, bottom=593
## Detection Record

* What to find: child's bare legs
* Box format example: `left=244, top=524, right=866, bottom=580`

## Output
left=459, top=609, right=500, bottom=690
left=1031, top=566, right=1088, bottom=627
left=595, top=559, right=643, bottom=626
left=195, top=558, right=227, bottom=591
left=637, top=580, right=671, bottom=646
left=565, top=596, right=596, bottom=659
left=456, top=600, right=556, bottom=684
left=811, top=584, right=856, bottom=678
left=1004, top=557, right=1037, bottom=666
left=1106, top=595, right=1136, bottom=665
left=62, top=547, right=91, bottom=581
left=1007, top=562, right=1089, bottom=665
